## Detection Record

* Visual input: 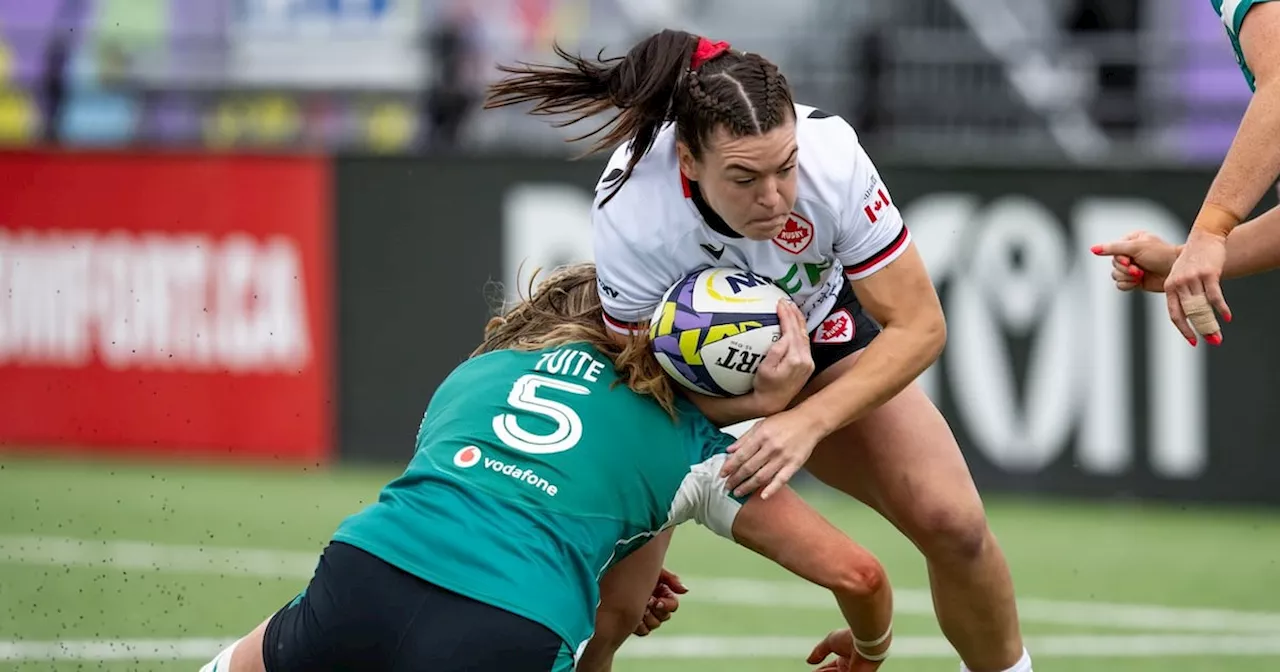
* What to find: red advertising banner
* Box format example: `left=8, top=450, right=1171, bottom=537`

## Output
left=0, top=150, right=333, bottom=463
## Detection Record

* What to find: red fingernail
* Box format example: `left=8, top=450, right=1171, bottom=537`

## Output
left=1090, top=245, right=1104, bottom=255
left=1206, top=333, right=1223, bottom=346
left=1225, top=312, right=1233, bottom=323
left=1128, top=266, right=1143, bottom=278
left=1187, top=336, right=1198, bottom=347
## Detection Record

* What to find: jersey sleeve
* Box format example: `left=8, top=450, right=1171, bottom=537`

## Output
left=1227, top=0, right=1277, bottom=35
left=664, top=405, right=748, bottom=541
left=592, top=205, right=682, bottom=335
left=829, top=124, right=912, bottom=281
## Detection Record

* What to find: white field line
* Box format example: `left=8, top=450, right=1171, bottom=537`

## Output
left=5, top=635, right=1280, bottom=662
left=5, top=535, right=1280, bottom=636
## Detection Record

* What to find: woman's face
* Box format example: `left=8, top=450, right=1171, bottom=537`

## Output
left=677, top=119, right=799, bottom=241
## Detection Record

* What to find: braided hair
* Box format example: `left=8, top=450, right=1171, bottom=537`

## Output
left=485, top=29, right=796, bottom=206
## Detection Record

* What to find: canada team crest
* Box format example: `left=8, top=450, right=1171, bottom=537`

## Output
left=773, top=213, right=813, bottom=255
left=813, top=309, right=855, bottom=344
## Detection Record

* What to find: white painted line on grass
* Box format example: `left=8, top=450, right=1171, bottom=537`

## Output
left=5, top=635, right=1280, bottom=662
left=6, top=535, right=1280, bottom=636
left=681, top=576, right=1280, bottom=635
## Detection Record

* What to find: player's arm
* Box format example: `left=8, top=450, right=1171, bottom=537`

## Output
left=682, top=423, right=893, bottom=664
left=719, top=129, right=944, bottom=500
left=1197, top=2, right=1280, bottom=235
left=578, top=529, right=676, bottom=672
left=796, top=244, right=945, bottom=437
left=1222, top=205, right=1280, bottom=277
left=1099, top=204, right=1280, bottom=287
left=729, top=487, right=893, bottom=664
left=793, top=135, right=944, bottom=437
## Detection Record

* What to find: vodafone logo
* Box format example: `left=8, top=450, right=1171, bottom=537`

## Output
left=813, top=309, right=854, bottom=344
left=453, top=445, right=481, bottom=468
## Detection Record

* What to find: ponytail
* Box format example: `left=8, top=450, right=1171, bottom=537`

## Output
left=484, top=29, right=701, bottom=204
left=485, top=30, right=790, bottom=209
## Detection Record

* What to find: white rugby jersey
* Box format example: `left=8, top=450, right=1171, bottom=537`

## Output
left=592, top=104, right=910, bottom=335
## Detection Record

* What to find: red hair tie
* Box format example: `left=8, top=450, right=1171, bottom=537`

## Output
left=691, top=37, right=730, bottom=69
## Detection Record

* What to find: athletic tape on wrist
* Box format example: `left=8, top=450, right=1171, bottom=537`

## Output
left=854, top=623, right=892, bottom=649
left=854, top=645, right=890, bottom=662
left=854, top=623, right=892, bottom=662
left=1192, top=202, right=1240, bottom=238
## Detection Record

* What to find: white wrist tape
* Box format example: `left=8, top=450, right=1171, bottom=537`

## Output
left=854, top=623, right=892, bottom=661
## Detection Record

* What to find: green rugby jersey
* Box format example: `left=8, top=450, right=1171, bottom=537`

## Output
left=1213, top=0, right=1277, bottom=91
left=332, top=342, right=745, bottom=664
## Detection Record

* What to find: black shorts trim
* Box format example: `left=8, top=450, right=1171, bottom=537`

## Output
left=809, top=275, right=880, bottom=377
left=262, top=541, right=566, bottom=672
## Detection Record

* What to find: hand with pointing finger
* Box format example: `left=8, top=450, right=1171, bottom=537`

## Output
left=1092, top=229, right=1230, bottom=347
left=1090, top=230, right=1179, bottom=294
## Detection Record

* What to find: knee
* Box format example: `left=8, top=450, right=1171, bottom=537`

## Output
left=908, top=504, right=993, bottom=564
left=829, top=551, right=887, bottom=599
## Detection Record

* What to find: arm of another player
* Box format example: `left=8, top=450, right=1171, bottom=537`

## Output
left=1093, top=205, right=1280, bottom=299
left=674, top=441, right=893, bottom=668
left=1163, top=2, right=1280, bottom=342
left=731, top=487, right=893, bottom=669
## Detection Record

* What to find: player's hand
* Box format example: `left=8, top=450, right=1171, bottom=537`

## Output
left=633, top=568, right=688, bottom=636
left=1090, top=230, right=1180, bottom=293
left=749, top=299, right=815, bottom=415
left=807, top=629, right=887, bottom=672
left=1164, top=228, right=1232, bottom=346
left=720, top=406, right=823, bottom=500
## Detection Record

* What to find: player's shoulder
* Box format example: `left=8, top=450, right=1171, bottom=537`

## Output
left=793, top=103, right=869, bottom=210
left=593, top=127, right=699, bottom=250
left=1223, top=0, right=1279, bottom=32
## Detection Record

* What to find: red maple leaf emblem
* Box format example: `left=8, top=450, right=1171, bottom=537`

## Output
left=772, top=214, right=813, bottom=254
left=821, top=315, right=850, bottom=341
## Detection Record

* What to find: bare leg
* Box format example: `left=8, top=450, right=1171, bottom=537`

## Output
left=801, top=356, right=1025, bottom=671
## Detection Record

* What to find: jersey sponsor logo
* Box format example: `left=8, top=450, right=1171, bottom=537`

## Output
left=454, top=445, right=481, bottom=468
left=772, top=213, right=814, bottom=255
left=700, top=242, right=725, bottom=260
left=813, top=309, right=854, bottom=344
left=480, top=456, right=560, bottom=497
left=597, top=278, right=620, bottom=299
left=776, top=260, right=834, bottom=295
left=862, top=175, right=881, bottom=202
left=864, top=188, right=892, bottom=224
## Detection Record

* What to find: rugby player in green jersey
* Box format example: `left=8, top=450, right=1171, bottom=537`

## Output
left=1094, top=1, right=1280, bottom=344
left=201, top=263, right=893, bottom=672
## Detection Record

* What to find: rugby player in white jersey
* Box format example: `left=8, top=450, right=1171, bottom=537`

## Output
left=1095, top=1, right=1280, bottom=343
left=486, top=29, right=1031, bottom=672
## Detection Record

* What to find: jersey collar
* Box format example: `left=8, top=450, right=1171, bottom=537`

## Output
left=681, top=172, right=743, bottom=239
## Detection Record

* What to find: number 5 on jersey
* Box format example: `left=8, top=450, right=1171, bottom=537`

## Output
left=493, top=374, right=590, bottom=454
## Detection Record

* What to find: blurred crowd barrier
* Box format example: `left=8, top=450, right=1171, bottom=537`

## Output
left=0, top=0, right=1256, bottom=165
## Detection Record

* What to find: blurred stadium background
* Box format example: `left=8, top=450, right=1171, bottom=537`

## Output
left=2, top=0, right=1280, bottom=670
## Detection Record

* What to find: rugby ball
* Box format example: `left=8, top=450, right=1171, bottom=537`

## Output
left=649, top=267, right=787, bottom=397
